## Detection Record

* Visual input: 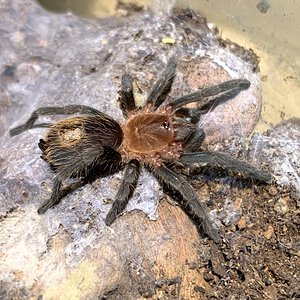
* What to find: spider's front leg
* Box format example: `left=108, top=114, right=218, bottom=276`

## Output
left=182, top=128, right=205, bottom=153
left=170, top=79, right=250, bottom=110
left=105, top=159, right=140, bottom=226
left=150, top=164, right=220, bottom=243
left=146, top=56, right=177, bottom=109
left=174, top=107, right=203, bottom=124
left=174, top=121, right=205, bottom=153
left=179, top=151, right=271, bottom=182
left=118, top=73, right=136, bottom=118
left=10, top=105, right=102, bottom=136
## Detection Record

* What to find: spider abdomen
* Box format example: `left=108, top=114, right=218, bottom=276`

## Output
left=39, top=114, right=123, bottom=178
left=123, top=113, right=174, bottom=153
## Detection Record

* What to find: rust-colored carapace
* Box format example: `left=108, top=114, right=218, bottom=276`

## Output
left=123, top=113, right=174, bottom=153
left=121, top=106, right=182, bottom=165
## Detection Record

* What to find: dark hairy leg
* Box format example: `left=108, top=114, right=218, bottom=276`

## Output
left=118, top=72, right=136, bottom=117
left=37, top=179, right=86, bottom=214
left=170, top=79, right=250, bottom=110
left=37, top=178, right=62, bottom=214
left=174, top=107, right=203, bottom=124
left=146, top=56, right=177, bottom=109
left=105, top=159, right=140, bottom=226
left=182, top=128, right=205, bottom=153
left=30, top=123, right=52, bottom=129
left=179, top=152, right=272, bottom=182
left=150, top=163, right=220, bottom=243
left=38, top=145, right=122, bottom=213
left=10, top=105, right=102, bottom=136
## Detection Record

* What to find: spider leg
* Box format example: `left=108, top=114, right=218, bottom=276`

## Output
left=31, top=123, right=52, bottom=129
left=37, top=178, right=62, bottom=214
left=105, top=159, right=140, bottom=226
left=150, top=163, right=220, bottom=243
left=38, top=180, right=90, bottom=214
left=118, top=72, right=136, bottom=117
left=182, top=128, right=205, bottom=152
left=146, top=56, right=177, bottom=109
left=38, top=146, right=122, bottom=214
left=174, top=124, right=205, bottom=152
left=170, top=79, right=250, bottom=110
left=174, top=107, right=203, bottom=124
left=10, top=105, right=102, bottom=136
left=180, top=152, right=272, bottom=182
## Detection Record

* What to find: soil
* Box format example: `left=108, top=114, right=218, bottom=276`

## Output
left=191, top=173, right=299, bottom=300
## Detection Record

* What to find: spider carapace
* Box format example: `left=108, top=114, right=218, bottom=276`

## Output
left=10, top=57, right=271, bottom=243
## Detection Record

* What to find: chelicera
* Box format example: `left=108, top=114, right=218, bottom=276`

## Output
left=10, top=57, right=271, bottom=243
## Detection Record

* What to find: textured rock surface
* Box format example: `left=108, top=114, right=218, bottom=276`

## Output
left=1, top=1, right=299, bottom=299
left=251, top=118, right=300, bottom=201
left=0, top=0, right=262, bottom=224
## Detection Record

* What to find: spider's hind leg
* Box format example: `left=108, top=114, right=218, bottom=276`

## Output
left=151, top=163, right=220, bottom=243
left=37, top=145, right=123, bottom=214
left=37, top=179, right=86, bottom=214
left=105, top=159, right=140, bottom=226
left=10, top=105, right=101, bottom=136
left=37, top=178, right=63, bottom=214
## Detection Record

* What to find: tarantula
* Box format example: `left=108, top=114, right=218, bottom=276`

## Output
left=10, top=57, right=271, bottom=243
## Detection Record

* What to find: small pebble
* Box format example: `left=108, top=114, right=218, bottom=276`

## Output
left=268, top=186, right=278, bottom=196
left=237, top=217, right=247, bottom=230
left=274, top=198, right=289, bottom=214
left=263, top=225, right=274, bottom=239
left=256, top=0, right=271, bottom=14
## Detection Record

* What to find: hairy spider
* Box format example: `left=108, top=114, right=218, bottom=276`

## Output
left=10, top=57, right=271, bottom=243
